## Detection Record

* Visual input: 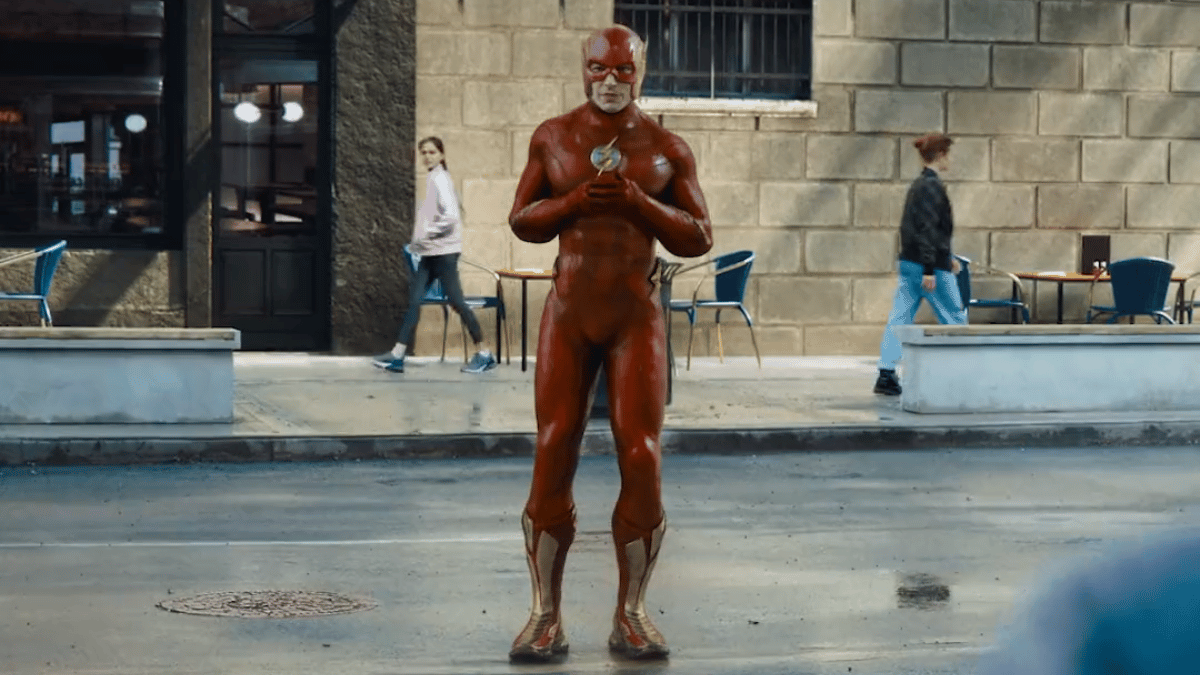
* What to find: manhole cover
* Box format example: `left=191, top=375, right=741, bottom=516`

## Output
left=156, top=590, right=377, bottom=618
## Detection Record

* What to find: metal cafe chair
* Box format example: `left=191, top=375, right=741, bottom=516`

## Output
left=0, top=240, right=68, bottom=327
left=668, top=249, right=761, bottom=371
left=954, top=254, right=1030, bottom=323
left=1086, top=256, right=1176, bottom=324
left=1172, top=270, right=1200, bottom=323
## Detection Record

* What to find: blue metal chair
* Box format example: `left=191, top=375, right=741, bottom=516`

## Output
left=0, top=240, right=67, bottom=326
left=668, top=250, right=761, bottom=370
left=1173, top=270, right=1200, bottom=323
left=403, top=245, right=509, bottom=362
left=954, top=254, right=1030, bottom=323
left=1086, top=256, right=1176, bottom=324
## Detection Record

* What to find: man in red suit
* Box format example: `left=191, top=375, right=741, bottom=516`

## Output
left=507, top=24, right=712, bottom=662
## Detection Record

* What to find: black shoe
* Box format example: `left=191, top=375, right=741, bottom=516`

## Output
left=873, top=369, right=901, bottom=396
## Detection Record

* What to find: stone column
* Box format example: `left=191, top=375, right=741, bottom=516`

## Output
left=184, top=0, right=213, bottom=327
left=331, top=0, right=416, bottom=354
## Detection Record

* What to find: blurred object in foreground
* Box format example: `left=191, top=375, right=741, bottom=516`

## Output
left=978, top=528, right=1200, bottom=675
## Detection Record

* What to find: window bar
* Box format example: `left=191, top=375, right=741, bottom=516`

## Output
left=654, top=6, right=663, bottom=76
left=703, top=2, right=708, bottom=95
left=709, top=1, right=716, bottom=98
left=643, top=7, right=652, bottom=89
left=725, top=1, right=732, bottom=96
left=676, top=2, right=683, bottom=96
left=651, top=6, right=657, bottom=91
left=683, top=3, right=690, bottom=97
left=802, top=10, right=812, bottom=96
left=768, top=8, right=775, bottom=95
left=689, top=3, right=697, bottom=96
left=734, top=1, right=740, bottom=96
left=749, top=4, right=756, bottom=86
left=760, top=10, right=767, bottom=95
left=691, top=2, right=698, bottom=96
left=686, top=2, right=692, bottom=97
left=669, top=2, right=679, bottom=95
left=792, top=10, right=799, bottom=94
left=793, top=10, right=801, bottom=96
left=784, top=9, right=790, bottom=91
left=739, top=8, right=748, bottom=96
left=777, top=8, right=784, bottom=94
left=676, top=2, right=682, bottom=97
left=713, top=0, right=721, bottom=97
left=782, top=6, right=789, bottom=95
left=768, top=6, right=774, bottom=90
left=733, top=0, right=741, bottom=97
left=772, top=4, right=777, bottom=94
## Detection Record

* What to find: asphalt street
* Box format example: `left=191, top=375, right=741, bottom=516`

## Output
left=3, top=447, right=1200, bottom=675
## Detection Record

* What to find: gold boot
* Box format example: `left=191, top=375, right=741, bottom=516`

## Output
left=509, top=511, right=574, bottom=662
left=608, top=518, right=669, bottom=659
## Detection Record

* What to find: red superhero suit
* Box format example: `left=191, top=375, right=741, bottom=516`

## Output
left=507, top=25, right=713, bottom=662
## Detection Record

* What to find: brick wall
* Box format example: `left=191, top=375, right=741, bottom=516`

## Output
left=413, top=0, right=1200, bottom=358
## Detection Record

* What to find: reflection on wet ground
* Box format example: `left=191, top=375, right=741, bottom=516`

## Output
left=229, top=355, right=893, bottom=437
left=3, top=448, right=1200, bottom=674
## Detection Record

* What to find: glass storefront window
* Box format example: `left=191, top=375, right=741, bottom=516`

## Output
left=218, top=58, right=319, bottom=237
left=0, top=0, right=164, bottom=40
left=0, top=1, right=164, bottom=239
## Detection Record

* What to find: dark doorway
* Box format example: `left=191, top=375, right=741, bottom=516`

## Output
left=212, top=55, right=329, bottom=351
left=211, top=0, right=333, bottom=351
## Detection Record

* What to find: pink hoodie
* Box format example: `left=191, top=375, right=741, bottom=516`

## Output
left=410, top=164, right=463, bottom=256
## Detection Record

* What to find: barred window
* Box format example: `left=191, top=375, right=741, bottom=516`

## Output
left=615, top=0, right=812, bottom=101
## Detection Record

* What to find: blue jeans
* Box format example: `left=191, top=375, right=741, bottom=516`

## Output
left=877, top=260, right=967, bottom=371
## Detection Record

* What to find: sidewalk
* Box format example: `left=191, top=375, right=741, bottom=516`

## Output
left=4, top=353, right=1200, bottom=465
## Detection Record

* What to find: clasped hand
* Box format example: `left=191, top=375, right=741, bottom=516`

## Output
left=574, top=170, right=644, bottom=216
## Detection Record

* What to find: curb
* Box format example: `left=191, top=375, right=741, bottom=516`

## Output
left=3, top=420, right=1200, bottom=466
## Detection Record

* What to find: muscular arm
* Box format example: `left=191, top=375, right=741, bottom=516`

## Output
left=631, top=138, right=712, bottom=258
left=509, top=124, right=580, bottom=244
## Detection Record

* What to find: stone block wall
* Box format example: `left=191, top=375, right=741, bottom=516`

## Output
left=408, top=0, right=610, bottom=356
left=0, top=249, right=184, bottom=327
left=413, top=0, right=1200, bottom=357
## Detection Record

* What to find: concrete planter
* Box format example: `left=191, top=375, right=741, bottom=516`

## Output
left=896, top=324, right=1200, bottom=414
left=0, top=327, right=240, bottom=424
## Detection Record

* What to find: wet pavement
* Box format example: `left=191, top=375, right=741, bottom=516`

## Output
left=3, top=447, right=1200, bottom=674
left=5, top=353, right=1200, bottom=465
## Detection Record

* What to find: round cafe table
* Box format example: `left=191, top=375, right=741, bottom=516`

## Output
left=496, top=268, right=553, bottom=372
left=1014, top=270, right=1187, bottom=324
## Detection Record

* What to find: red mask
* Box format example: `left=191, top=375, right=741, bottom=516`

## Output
left=581, top=25, right=646, bottom=100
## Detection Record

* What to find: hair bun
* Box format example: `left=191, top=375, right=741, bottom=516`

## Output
left=914, top=133, right=953, bottom=162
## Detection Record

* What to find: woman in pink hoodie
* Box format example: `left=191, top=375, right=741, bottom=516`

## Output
left=374, top=137, right=496, bottom=374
